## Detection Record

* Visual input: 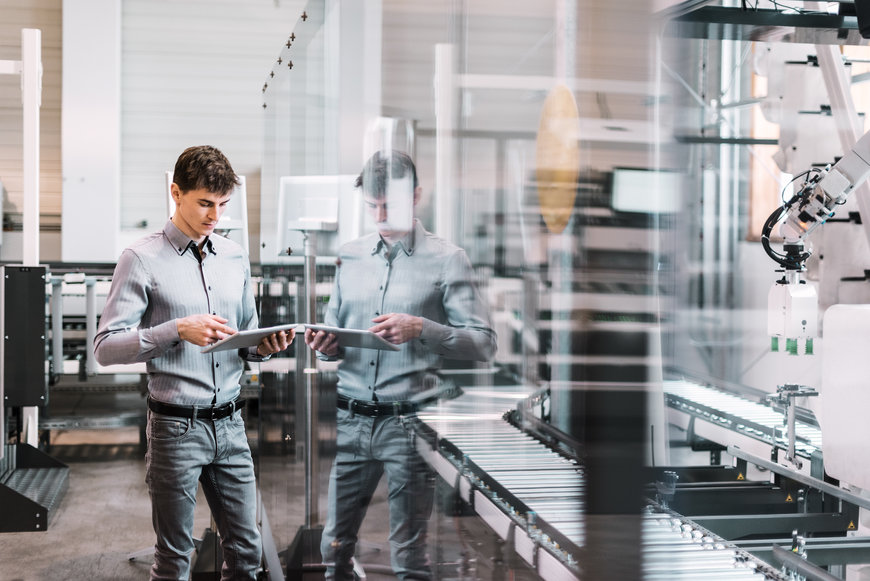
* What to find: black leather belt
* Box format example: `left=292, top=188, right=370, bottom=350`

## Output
left=147, top=397, right=245, bottom=420
left=336, top=394, right=418, bottom=417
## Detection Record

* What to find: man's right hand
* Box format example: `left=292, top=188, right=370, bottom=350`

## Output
left=304, top=327, right=339, bottom=357
left=177, top=314, right=236, bottom=347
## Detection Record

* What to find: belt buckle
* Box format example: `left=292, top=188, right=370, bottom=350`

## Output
left=211, top=403, right=227, bottom=420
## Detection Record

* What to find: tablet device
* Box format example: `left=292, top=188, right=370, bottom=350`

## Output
left=304, top=324, right=401, bottom=351
left=201, top=323, right=298, bottom=354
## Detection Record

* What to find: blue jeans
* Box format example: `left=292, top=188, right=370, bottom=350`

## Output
left=321, top=408, right=435, bottom=581
left=145, top=408, right=261, bottom=581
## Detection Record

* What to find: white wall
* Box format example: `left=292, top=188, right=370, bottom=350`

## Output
left=118, top=0, right=306, bottom=263
left=61, top=0, right=120, bottom=263
left=2, top=0, right=307, bottom=263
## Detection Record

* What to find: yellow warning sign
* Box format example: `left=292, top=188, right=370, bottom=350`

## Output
left=737, top=473, right=744, bottom=480
left=785, top=494, right=794, bottom=502
left=849, top=521, right=857, bottom=530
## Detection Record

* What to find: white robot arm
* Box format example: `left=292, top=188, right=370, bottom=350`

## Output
left=764, top=129, right=870, bottom=354
left=765, top=129, right=870, bottom=263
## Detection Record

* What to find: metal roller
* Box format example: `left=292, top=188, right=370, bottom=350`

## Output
left=415, top=386, right=788, bottom=580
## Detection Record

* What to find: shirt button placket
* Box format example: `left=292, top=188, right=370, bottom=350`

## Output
left=377, top=261, right=389, bottom=318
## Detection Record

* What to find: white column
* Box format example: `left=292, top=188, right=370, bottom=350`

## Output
left=434, top=44, right=456, bottom=241
left=325, top=0, right=382, bottom=176
left=554, top=0, right=577, bottom=81
left=21, top=29, right=42, bottom=448
left=21, top=28, right=41, bottom=267
left=61, top=0, right=121, bottom=262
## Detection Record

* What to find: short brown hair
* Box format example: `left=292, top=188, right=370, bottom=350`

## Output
left=355, top=150, right=418, bottom=199
left=173, top=145, right=240, bottom=195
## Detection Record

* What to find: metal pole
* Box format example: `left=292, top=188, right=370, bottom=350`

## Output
left=294, top=278, right=307, bottom=460
left=786, top=400, right=797, bottom=465
left=20, top=28, right=42, bottom=448
left=434, top=44, right=456, bottom=242
left=302, top=231, right=319, bottom=527
left=21, top=28, right=41, bottom=267
left=50, top=278, right=63, bottom=377
left=85, top=277, right=96, bottom=376
left=554, top=0, right=576, bottom=82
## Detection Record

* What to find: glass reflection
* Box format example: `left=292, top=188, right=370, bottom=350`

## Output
left=256, top=1, right=678, bottom=580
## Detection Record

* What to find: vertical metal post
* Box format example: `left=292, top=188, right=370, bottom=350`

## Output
left=554, top=0, right=577, bottom=81
left=294, top=278, right=307, bottom=460
left=85, top=277, right=97, bottom=376
left=521, top=274, right=539, bottom=385
left=50, top=278, right=63, bottom=377
left=302, top=231, right=320, bottom=527
left=21, top=28, right=41, bottom=267
left=21, top=28, right=42, bottom=448
left=434, top=44, right=456, bottom=242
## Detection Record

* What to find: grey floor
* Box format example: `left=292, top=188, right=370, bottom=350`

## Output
left=0, top=425, right=407, bottom=581
left=0, top=422, right=526, bottom=581
left=0, top=428, right=166, bottom=581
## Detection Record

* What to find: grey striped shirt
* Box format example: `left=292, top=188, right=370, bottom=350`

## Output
left=94, top=219, right=262, bottom=406
left=324, top=220, right=497, bottom=402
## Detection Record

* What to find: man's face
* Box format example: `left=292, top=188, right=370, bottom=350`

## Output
left=171, top=185, right=231, bottom=242
left=364, top=176, right=416, bottom=241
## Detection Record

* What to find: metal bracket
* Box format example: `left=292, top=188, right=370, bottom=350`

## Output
left=766, top=384, right=819, bottom=470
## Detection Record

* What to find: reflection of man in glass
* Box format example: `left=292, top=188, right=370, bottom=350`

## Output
left=305, top=150, right=497, bottom=580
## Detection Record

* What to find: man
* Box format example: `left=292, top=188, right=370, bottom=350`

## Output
left=95, top=145, right=294, bottom=580
left=305, top=150, right=497, bottom=580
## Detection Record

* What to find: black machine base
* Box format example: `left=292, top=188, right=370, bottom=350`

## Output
left=0, top=443, right=69, bottom=532
left=285, top=525, right=325, bottom=580
left=191, top=527, right=222, bottom=581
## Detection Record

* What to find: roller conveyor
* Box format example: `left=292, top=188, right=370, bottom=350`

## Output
left=641, top=511, right=785, bottom=580
left=416, top=386, right=789, bottom=580
left=664, top=379, right=822, bottom=461
left=415, top=386, right=585, bottom=578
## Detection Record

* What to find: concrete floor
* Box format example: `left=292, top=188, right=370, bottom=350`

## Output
left=0, top=422, right=531, bottom=581
left=0, top=429, right=165, bottom=581
left=0, top=425, right=402, bottom=581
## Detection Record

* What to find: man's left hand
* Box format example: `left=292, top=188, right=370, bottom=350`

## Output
left=369, top=313, right=422, bottom=345
left=257, top=328, right=295, bottom=356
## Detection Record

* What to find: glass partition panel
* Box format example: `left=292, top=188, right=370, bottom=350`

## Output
left=257, top=2, right=684, bottom=579
left=256, top=0, right=331, bottom=564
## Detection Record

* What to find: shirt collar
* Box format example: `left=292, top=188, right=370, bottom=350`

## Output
left=371, top=219, right=419, bottom=257
left=164, top=219, right=216, bottom=257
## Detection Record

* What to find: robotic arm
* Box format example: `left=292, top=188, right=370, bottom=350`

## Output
left=763, top=129, right=870, bottom=269
left=764, top=129, right=870, bottom=354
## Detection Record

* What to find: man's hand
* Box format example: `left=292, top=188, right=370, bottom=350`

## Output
left=304, top=327, right=339, bottom=357
left=257, top=328, right=295, bottom=356
left=369, top=313, right=422, bottom=345
left=177, top=314, right=236, bottom=347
